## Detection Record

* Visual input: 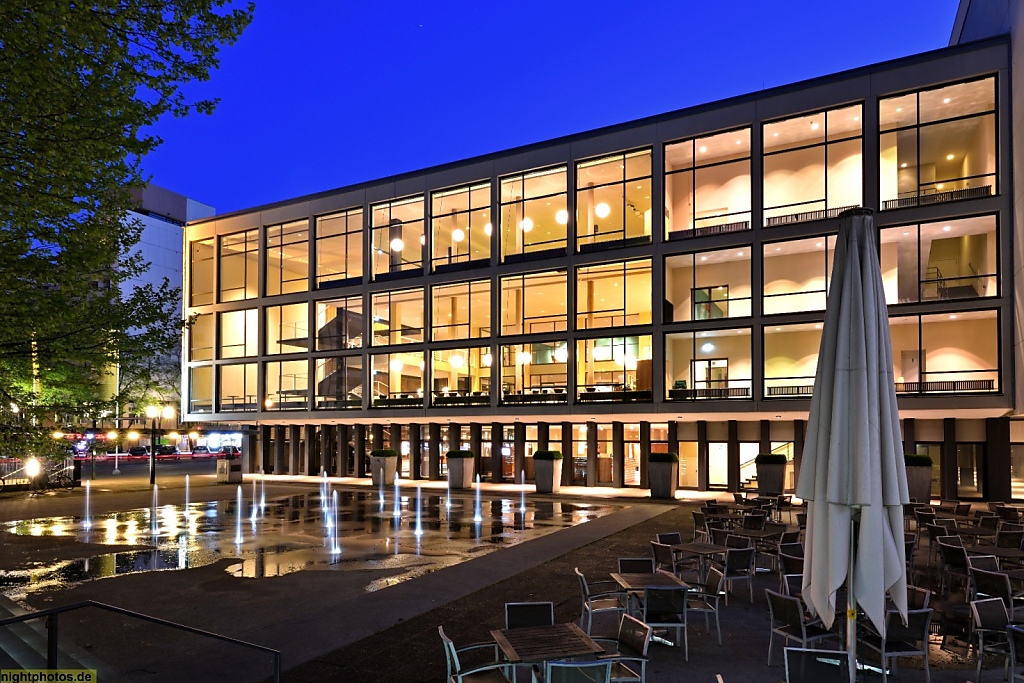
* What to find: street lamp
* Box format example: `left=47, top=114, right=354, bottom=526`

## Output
left=145, top=405, right=176, bottom=485
left=107, top=430, right=120, bottom=474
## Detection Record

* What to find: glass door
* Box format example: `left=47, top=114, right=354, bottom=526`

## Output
left=709, top=442, right=728, bottom=488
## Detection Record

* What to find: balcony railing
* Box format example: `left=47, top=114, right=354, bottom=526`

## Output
left=432, top=391, right=490, bottom=407
left=882, top=183, right=992, bottom=210
left=896, top=379, right=995, bottom=394
left=668, top=387, right=751, bottom=400
left=577, top=385, right=653, bottom=403
left=372, top=392, right=424, bottom=408
left=765, top=204, right=859, bottom=227
left=502, top=386, right=569, bottom=405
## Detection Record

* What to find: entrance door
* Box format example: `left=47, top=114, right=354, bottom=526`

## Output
left=709, top=443, right=728, bottom=488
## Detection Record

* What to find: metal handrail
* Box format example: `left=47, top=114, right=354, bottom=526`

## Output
left=0, top=599, right=280, bottom=682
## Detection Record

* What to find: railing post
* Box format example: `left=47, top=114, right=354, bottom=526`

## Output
left=273, top=651, right=281, bottom=683
left=46, top=613, right=58, bottom=668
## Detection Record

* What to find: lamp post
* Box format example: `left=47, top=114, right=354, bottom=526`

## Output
left=107, top=430, right=120, bottom=474
left=145, top=405, right=176, bottom=485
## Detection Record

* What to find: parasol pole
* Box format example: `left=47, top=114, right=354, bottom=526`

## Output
left=847, top=509, right=858, bottom=683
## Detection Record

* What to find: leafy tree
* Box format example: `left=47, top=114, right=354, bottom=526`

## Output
left=0, top=1, right=253, bottom=455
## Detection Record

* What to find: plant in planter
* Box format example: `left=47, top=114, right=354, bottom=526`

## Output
left=904, top=453, right=934, bottom=504
left=754, top=453, right=787, bottom=496
left=532, top=451, right=563, bottom=494
left=369, top=448, right=399, bottom=486
left=648, top=452, right=679, bottom=499
left=446, top=449, right=475, bottom=490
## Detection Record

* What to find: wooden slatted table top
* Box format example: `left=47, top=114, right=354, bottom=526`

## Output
left=610, top=572, right=689, bottom=590
left=490, top=622, right=604, bottom=664
left=672, top=541, right=729, bottom=556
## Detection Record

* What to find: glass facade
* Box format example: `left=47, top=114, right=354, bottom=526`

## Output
left=665, top=128, right=751, bottom=238
left=265, top=303, right=308, bottom=355
left=665, top=328, right=752, bottom=399
left=315, top=356, right=363, bottom=409
left=315, top=209, right=363, bottom=287
left=500, top=341, right=570, bottom=404
left=763, top=235, right=837, bottom=315
left=431, top=347, right=491, bottom=405
left=371, top=196, right=424, bottom=278
left=316, top=296, right=364, bottom=351
left=372, top=288, right=424, bottom=346
left=890, top=310, right=999, bottom=393
left=264, top=359, right=309, bottom=410
left=576, top=150, right=652, bottom=251
left=880, top=77, right=996, bottom=210
left=576, top=335, right=653, bottom=402
left=431, top=183, right=491, bottom=269
left=190, top=238, right=215, bottom=306
left=219, top=309, right=258, bottom=358
left=764, top=322, right=823, bottom=397
left=219, top=229, right=259, bottom=302
left=576, top=259, right=652, bottom=330
left=500, top=270, right=567, bottom=335
left=431, top=279, right=491, bottom=341
left=664, top=248, right=752, bottom=322
left=500, top=166, right=567, bottom=260
left=266, top=220, right=309, bottom=296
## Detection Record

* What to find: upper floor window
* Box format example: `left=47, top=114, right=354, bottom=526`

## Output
left=880, top=77, right=996, bottom=210
left=665, top=129, right=751, bottom=239
left=189, top=238, right=215, bottom=306
left=219, top=308, right=258, bottom=359
left=890, top=310, right=999, bottom=394
left=218, top=363, right=257, bottom=412
left=315, top=355, right=363, bottom=409
left=431, top=183, right=491, bottom=270
left=315, top=209, right=363, bottom=288
left=665, top=328, right=752, bottom=400
left=431, top=279, right=491, bottom=341
left=265, top=302, right=308, bottom=355
left=576, top=150, right=652, bottom=252
left=263, top=359, right=309, bottom=411
left=763, top=236, right=837, bottom=315
left=372, top=287, right=424, bottom=346
left=763, top=105, right=862, bottom=226
left=576, top=335, right=653, bottom=402
left=664, top=247, right=752, bottom=322
left=218, top=229, right=258, bottom=302
left=371, top=196, right=424, bottom=279
left=188, top=313, right=214, bottom=361
left=316, top=295, right=364, bottom=350
left=500, top=166, right=567, bottom=261
left=266, top=220, right=309, bottom=296
left=880, top=215, right=998, bottom=304
left=576, top=259, right=652, bottom=330
left=430, top=347, right=491, bottom=406
left=500, top=269, right=568, bottom=335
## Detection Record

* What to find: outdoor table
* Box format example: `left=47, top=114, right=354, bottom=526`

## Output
left=964, top=545, right=1024, bottom=562
left=955, top=526, right=997, bottom=540
left=490, top=623, right=604, bottom=664
left=610, top=571, right=689, bottom=616
left=672, top=541, right=728, bottom=582
left=704, top=512, right=745, bottom=528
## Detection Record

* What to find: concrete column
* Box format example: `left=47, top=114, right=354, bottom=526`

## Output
left=760, top=419, right=771, bottom=454
left=354, top=424, right=367, bottom=478
left=303, top=425, right=316, bottom=475
left=370, top=424, right=384, bottom=452
left=639, top=421, right=651, bottom=489
left=537, top=422, right=550, bottom=452
left=612, top=421, right=625, bottom=488
left=513, top=422, right=526, bottom=483
left=942, top=418, right=957, bottom=501
left=561, top=422, right=573, bottom=487
left=793, top=419, right=805, bottom=489
left=288, top=425, right=301, bottom=475
left=586, top=421, right=598, bottom=487
left=727, top=420, right=740, bottom=492
left=259, top=425, right=271, bottom=474
left=320, top=425, right=332, bottom=475
left=490, top=421, right=503, bottom=483
left=409, top=424, right=422, bottom=480
left=273, top=426, right=286, bottom=475
left=447, top=423, right=461, bottom=453
left=242, top=429, right=256, bottom=474
left=986, top=417, right=1011, bottom=502
left=337, top=424, right=351, bottom=476
left=697, top=420, right=709, bottom=491
left=902, top=418, right=916, bottom=459
left=389, top=423, right=402, bottom=451
left=469, top=423, right=483, bottom=476
left=428, top=423, right=442, bottom=480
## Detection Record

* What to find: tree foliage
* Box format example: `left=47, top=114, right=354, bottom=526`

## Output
left=0, top=1, right=253, bottom=455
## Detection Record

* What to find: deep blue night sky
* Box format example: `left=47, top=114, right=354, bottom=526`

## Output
left=141, top=0, right=962, bottom=214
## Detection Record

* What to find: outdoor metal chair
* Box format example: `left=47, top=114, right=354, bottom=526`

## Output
left=741, top=511, right=766, bottom=530
left=1007, top=624, right=1024, bottom=682
left=691, top=510, right=709, bottom=543
left=778, top=552, right=804, bottom=597
left=971, top=597, right=1012, bottom=682
left=686, top=566, right=724, bottom=646
left=504, top=601, right=554, bottom=629
left=438, top=625, right=509, bottom=683
left=955, top=502, right=973, bottom=517
left=617, top=557, right=655, bottom=574
left=968, top=554, right=1001, bottom=572
left=858, top=608, right=933, bottom=683
left=543, top=660, right=612, bottom=683
left=651, top=541, right=687, bottom=578
left=784, top=647, right=849, bottom=683
left=575, top=567, right=626, bottom=635
left=1000, top=507, right=1023, bottom=524
left=655, top=532, right=683, bottom=546
left=907, top=585, right=932, bottom=610
left=720, top=547, right=755, bottom=605
left=641, top=585, right=690, bottom=659
left=765, top=589, right=840, bottom=666
left=778, top=542, right=804, bottom=558
left=776, top=495, right=794, bottom=523
left=937, top=539, right=970, bottom=596
left=971, top=568, right=1024, bottom=621
left=593, top=614, right=652, bottom=683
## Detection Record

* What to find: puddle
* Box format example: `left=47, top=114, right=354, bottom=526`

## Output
left=1, top=488, right=617, bottom=599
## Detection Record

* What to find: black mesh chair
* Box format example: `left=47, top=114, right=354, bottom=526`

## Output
left=641, top=586, right=689, bottom=659
left=784, top=648, right=850, bottom=683
left=1007, top=624, right=1024, bottom=682
left=592, top=614, right=652, bottom=683
left=971, top=597, right=1011, bottom=682
left=618, top=557, right=655, bottom=574
left=857, top=608, right=933, bottom=683
left=504, top=601, right=554, bottom=629
left=765, top=590, right=840, bottom=666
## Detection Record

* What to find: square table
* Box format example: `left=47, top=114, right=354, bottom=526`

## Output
left=672, top=541, right=729, bottom=582
left=964, top=545, right=1024, bottom=562
left=490, top=623, right=604, bottom=664
left=610, top=571, right=689, bottom=616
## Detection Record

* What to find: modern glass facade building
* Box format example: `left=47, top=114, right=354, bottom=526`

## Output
left=183, top=33, right=1023, bottom=501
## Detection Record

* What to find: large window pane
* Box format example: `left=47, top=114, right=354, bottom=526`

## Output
left=264, top=360, right=309, bottom=410
left=188, top=366, right=213, bottom=413
left=266, top=219, right=309, bottom=296
left=431, top=182, right=491, bottom=269
left=880, top=77, right=996, bottom=209
left=576, top=336, right=653, bottom=402
left=500, top=270, right=567, bottom=335
left=431, top=347, right=491, bottom=406
left=189, top=313, right=214, bottom=361
left=665, top=128, right=751, bottom=239
left=500, top=166, right=567, bottom=260
left=218, top=230, right=259, bottom=302
left=763, top=236, right=837, bottom=315
left=500, top=341, right=569, bottom=404
left=189, top=238, right=214, bottom=306
left=576, top=150, right=653, bottom=251
left=664, top=247, right=752, bottom=323
left=576, top=259, right=652, bottom=330
left=372, top=288, right=424, bottom=345
left=890, top=311, right=999, bottom=394
left=218, top=363, right=257, bottom=412
left=764, top=322, right=823, bottom=397
left=316, top=295, right=364, bottom=350
left=764, top=105, right=862, bottom=226
left=316, top=209, right=363, bottom=287
left=315, top=356, right=364, bottom=409
left=371, top=196, right=424, bottom=278
left=665, top=329, right=752, bottom=399
left=265, top=303, right=308, bottom=355
left=219, top=309, right=258, bottom=358
left=371, top=351, right=425, bottom=407
left=431, top=279, right=491, bottom=341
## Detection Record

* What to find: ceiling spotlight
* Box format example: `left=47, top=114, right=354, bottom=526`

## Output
left=419, top=234, right=426, bottom=245
left=482, top=352, right=493, bottom=367
left=900, top=163, right=908, bottom=168
left=517, top=351, right=532, bottom=365
left=896, top=107, right=903, bottom=112
left=701, top=343, right=715, bottom=353
left=520, top=217, right=534, bottom=232
left=555, top=209, right=569, bottom=225
left=943, top=97, right=951, bottom=104
left=943, top=225, right=951, bottom=232
left=451, top=228, right=465, bottom=243
left=554, top=347, right=568, bottom=363
left=699, top=146, right=707, bottom=153
left=810, top=122, right=819, bottom=130
left=949, top=314, right=957, bottom=319
left=389, top=358, right=404, bottom=372
left=595, top=203, right=611, bottom=218
left=449, top=354, right=464, bottom=368
left=483, top=222, right=492, bottom=236
left=853, top=116, right=860, bottom=121
left=390, top=237, right=404, bottom=252
left=946, top=154, right=954, bottom=160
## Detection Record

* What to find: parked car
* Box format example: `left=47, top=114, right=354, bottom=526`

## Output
left=191, top=445, right=210, bottom=454
left=218, top=445, right=241, bottom=458
left=128, top=446, right=149, bottom=456
left=155, top=445, right=178, bottom=456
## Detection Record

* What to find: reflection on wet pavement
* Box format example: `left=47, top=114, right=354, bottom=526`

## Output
left=1, top=488, right=617, bottom=599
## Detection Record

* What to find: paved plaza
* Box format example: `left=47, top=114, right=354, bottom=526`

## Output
left=0, top=465, right=982, bottom=682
